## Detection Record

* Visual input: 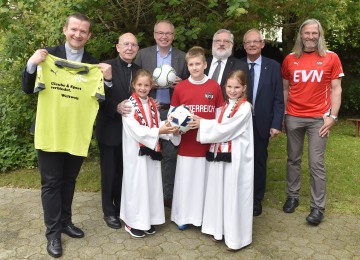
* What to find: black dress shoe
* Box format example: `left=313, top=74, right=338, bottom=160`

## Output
left=253, top=199, right=262, bottom=216
left=283, top=197, right=299, bottom=213
left=47, top=238, right=62, bottom=258
left=104, top=216, right=121, bottom=229
left=62, top=224, right=84, bottom=238
left=306, top=208, right=324, bottom=225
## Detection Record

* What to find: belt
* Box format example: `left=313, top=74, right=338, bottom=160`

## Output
left=159, top=104, right=170, bottom=110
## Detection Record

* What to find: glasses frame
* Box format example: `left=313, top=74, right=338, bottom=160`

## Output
left=117, top=42, right=139, bottom=48
left=243, top=40, right=263, bottom=46
left=155, top=31, right=174, bottom=37
left=213, top=39, right=233, bottom=45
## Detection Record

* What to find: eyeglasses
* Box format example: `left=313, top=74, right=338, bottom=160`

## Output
left=118, top=42, right=138, bottom=48
left=155, top=31, right=174, bottom=37
left=213, top=39, right=233, bottom=45
left=243, top=40, right=263, bottom=46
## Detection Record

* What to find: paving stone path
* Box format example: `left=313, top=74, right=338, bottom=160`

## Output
left=0, top=187, right=359, bottom=259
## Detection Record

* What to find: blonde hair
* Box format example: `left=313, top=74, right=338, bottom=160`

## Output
left=225, top=70, right=247, bottom=99
left=293, top=19, right=328, bottom=57
left=185, top=46, right=206, bottom=62
left=132, top=69, right=155, bottom=89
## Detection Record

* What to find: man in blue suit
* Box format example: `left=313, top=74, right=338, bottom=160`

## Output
left=242, top=29, right=284, bottom=216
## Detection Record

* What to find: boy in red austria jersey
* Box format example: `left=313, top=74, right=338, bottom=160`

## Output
left=282, top=19, right=344, bottom=225
left=120, top=69, right=179, bottom=238
left=192, top=70, right=254, bottom=251
left=170, top=46, right=224, bottom=229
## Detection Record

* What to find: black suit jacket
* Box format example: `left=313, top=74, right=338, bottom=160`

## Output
left=205, top=56, right=248, bottom=87
left=22, top=44, right=99, bottom=133
left=95, top=57, right=140, bottom=146
left=242, top=56, right=284, bottom=139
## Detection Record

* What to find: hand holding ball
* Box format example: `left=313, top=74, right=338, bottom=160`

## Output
left=168, top=105, right=193, bottom=133
left=153, top=64, right=177, bottom=88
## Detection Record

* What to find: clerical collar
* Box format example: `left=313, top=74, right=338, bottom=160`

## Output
left=65, top=42, right=84, bottom=62
left=119, top=57, right=133, bottom=67
left=189, top=75, right=209, bottom=85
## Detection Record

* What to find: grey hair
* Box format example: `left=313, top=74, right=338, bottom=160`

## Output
left=154, top=20, right=175, bottom=33
left=242, top=28, right=264, bottom=43
left=293, top=18, right=328, bottom=57
left=213, top=29, right=234, bottom=43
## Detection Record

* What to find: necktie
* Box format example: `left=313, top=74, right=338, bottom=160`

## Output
left=249, top=63, right=256, bottom=113
left=211, top=60, right=222, bottom=82
left=249, top=63, right=255, bottom=89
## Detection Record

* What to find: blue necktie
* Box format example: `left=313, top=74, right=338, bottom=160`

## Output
left=249, top=63, right=256, bottom=113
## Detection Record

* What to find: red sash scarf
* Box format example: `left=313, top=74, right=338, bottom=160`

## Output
left=206, top=97, right=247, bottom=162
left=129, top=93, right=162, bottom=161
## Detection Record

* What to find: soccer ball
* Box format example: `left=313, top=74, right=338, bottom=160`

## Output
left=153, top=64, right=177, bottom=88
left=168, top=105, right=193, bottom=133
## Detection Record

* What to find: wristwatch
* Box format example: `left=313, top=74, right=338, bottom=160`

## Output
left=329, top=115, right=338, bottom=121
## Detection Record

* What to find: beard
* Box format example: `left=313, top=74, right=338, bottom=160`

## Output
left=212, top=47, right=232, bottom=59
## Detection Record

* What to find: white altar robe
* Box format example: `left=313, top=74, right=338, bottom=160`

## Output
left=120, top=98, right=180, bottom=230
left=197, top=100, right=254, bottom=250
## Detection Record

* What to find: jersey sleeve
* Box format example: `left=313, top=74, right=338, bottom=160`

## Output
left=171, top=83, right=181, bottom=107
left=330, top=52, right=345, bottom=79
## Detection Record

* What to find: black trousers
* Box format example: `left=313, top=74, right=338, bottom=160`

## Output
left=98, top=142, right=123, bottom=217
left=253, top=120, right=270, bottom=202
left=38, top=150, right=84, bottom=240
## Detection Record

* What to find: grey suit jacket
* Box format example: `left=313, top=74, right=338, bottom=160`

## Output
left=134, top=45, right=189, bottom=99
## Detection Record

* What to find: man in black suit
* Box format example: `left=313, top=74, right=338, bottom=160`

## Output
left=242, top=29, right=284, bottom=216
left=95, top=33, right=140, bottom=230
left=22, top=13, right=112, bottom=257
left=134, top=20, right=188, bottom=208
left=205, top=29, right=248, bottom=92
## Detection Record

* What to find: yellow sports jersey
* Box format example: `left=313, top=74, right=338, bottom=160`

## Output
left=34, top=54, right=104, bottom=156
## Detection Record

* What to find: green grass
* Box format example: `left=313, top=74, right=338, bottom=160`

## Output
left=265, top=119, right=360, bottom=215
left=1, top=119, right=359, bottom=215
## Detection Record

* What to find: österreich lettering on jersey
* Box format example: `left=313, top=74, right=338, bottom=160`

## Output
left=34, top=54, right=104, bottom=157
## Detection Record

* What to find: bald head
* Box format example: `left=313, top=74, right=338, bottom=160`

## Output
left=116, top=32, right=139, bottom=63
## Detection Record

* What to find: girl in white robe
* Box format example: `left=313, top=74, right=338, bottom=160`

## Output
left=120, top=69, right=180, bottom=238
left=192, top=70, right=254, bottom=250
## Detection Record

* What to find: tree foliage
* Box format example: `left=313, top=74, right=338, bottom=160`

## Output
left=0, top=0, right=359, bottom=171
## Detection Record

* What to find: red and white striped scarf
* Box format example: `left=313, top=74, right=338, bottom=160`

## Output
left=129, top=93, right=162, bottom=160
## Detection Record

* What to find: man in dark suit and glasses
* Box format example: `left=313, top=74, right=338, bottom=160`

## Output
left=242, top=28, right=284, bottom=216
left=95, top=32, right=140, bottom=231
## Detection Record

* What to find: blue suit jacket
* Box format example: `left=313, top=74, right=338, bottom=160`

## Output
left=242, top=56, right=284, bottom=139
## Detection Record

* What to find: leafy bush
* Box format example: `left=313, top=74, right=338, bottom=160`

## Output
left=340, top=60, right=360, bottom=116
left=0, top=57, right=38, bottom=172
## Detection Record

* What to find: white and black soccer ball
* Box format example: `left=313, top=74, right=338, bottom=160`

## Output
left=153, top=64, right=177, bottom=88
left=168, top=105, right=193, bottom=133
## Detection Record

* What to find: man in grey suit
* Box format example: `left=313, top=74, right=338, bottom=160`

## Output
left=242, top=29, right=284, bottom=216
left=134, top=20, right=189, bottom=208
left=205, top=29, right=248, bottom=91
